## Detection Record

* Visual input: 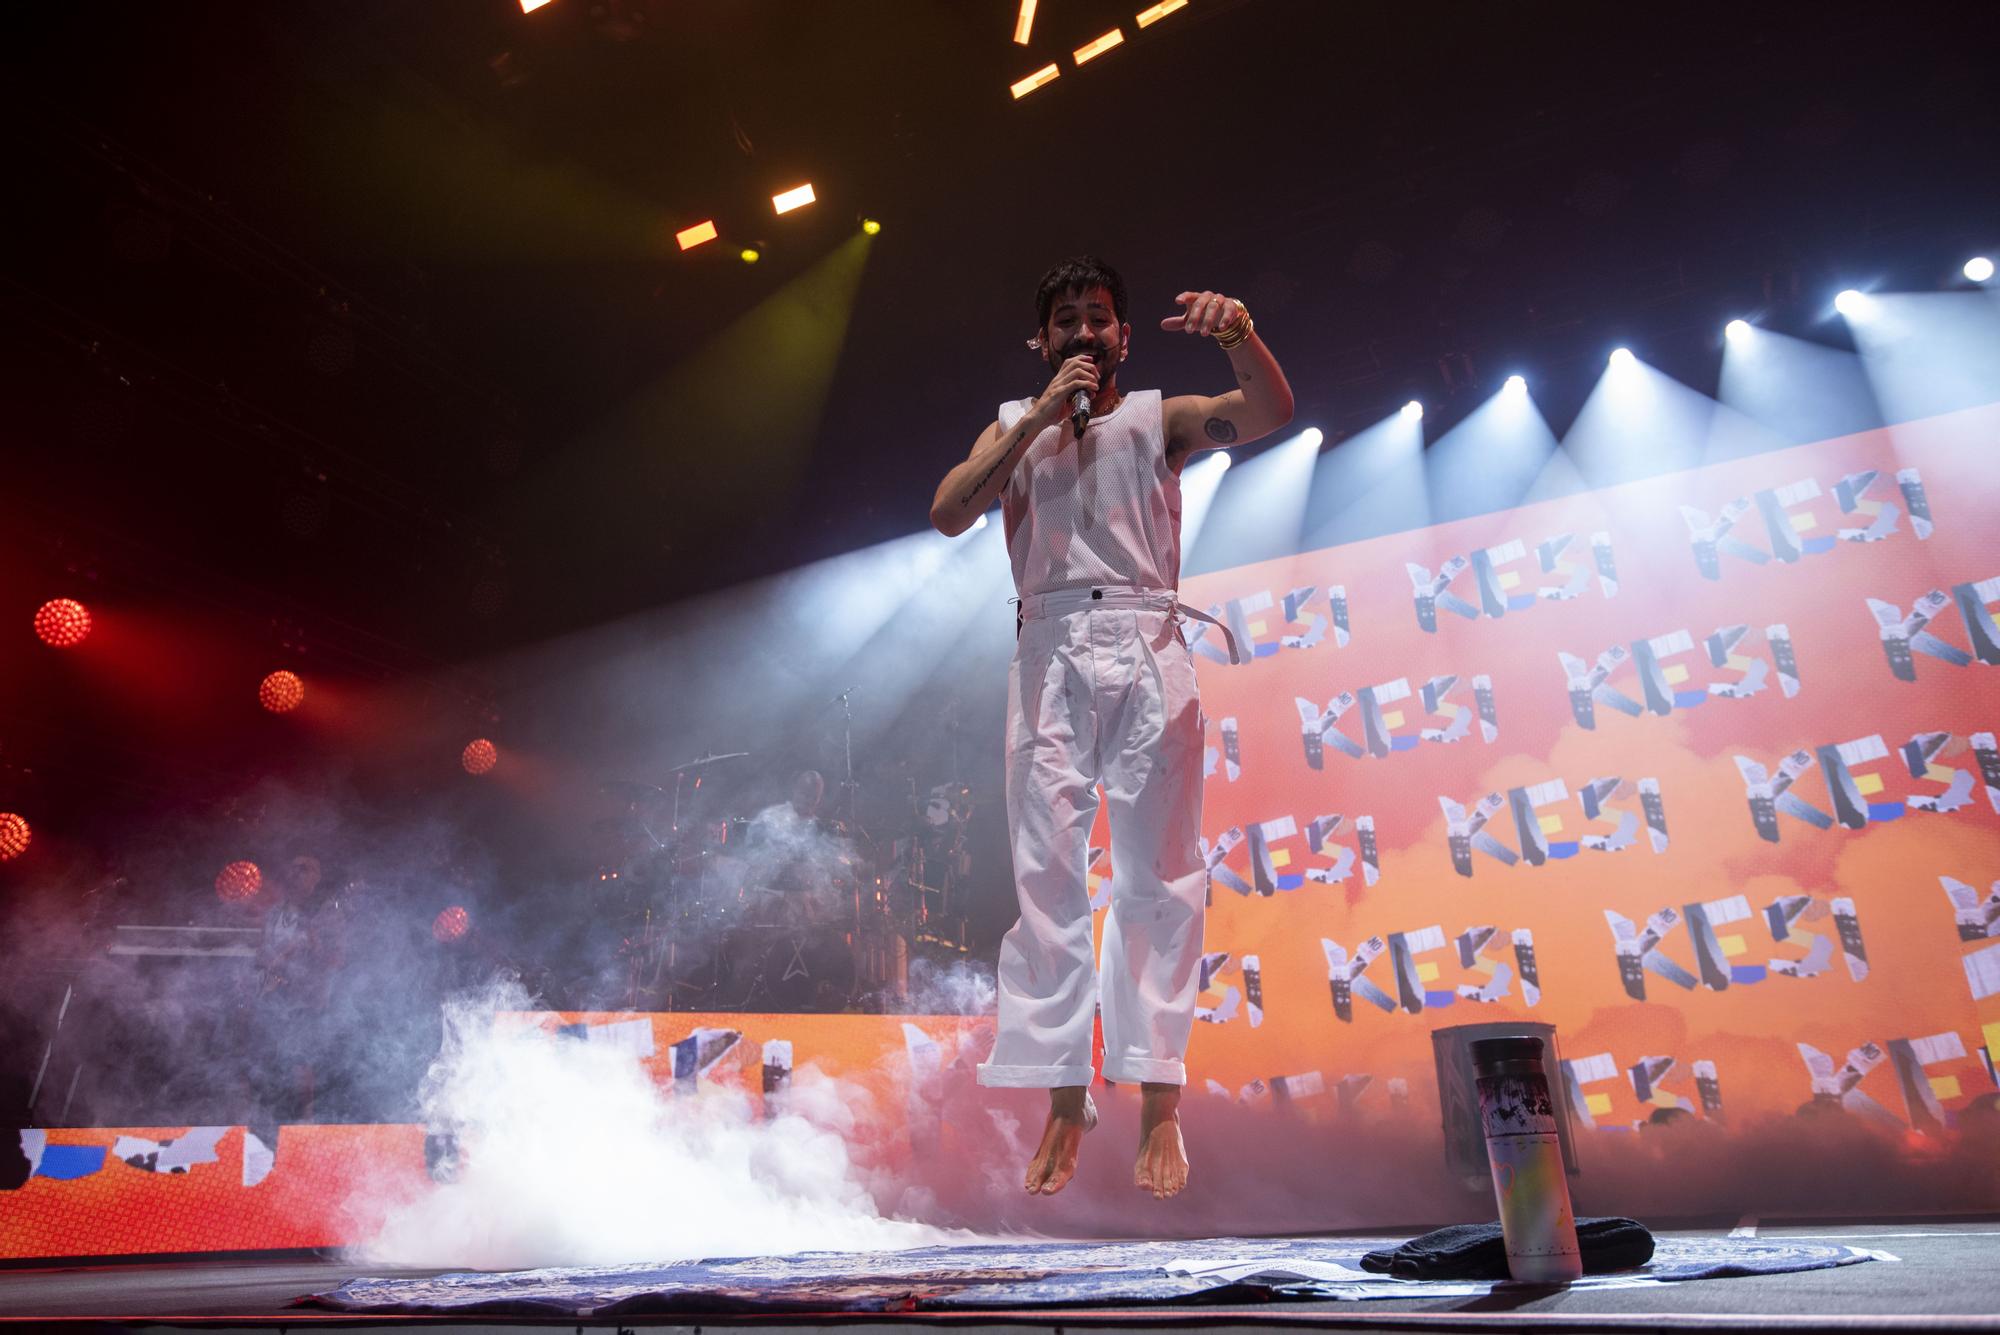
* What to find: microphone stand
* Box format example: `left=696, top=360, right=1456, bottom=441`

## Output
left=833, top=688, right=859, bottom=827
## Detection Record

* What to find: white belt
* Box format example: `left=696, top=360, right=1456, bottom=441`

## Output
left=1014, top=585, right=1242, bottom=664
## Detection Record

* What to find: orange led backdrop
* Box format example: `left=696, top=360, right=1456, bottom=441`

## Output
left=1120, top=401, right=2000, bottom=1130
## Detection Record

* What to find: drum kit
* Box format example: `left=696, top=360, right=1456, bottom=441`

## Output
left=583, top=734, right=979, bottom=1013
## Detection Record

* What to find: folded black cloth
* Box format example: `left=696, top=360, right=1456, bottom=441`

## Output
left=1360, top=1216, right=1654, bottom=1280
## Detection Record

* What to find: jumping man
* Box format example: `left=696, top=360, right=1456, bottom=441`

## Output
left=929, top=256, right=1295, bottom=1199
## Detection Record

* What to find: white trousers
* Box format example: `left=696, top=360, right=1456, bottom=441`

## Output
left=977, top=588, right=1208, bottom=1088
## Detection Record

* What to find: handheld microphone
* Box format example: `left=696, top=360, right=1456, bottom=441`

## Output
left=1070, top=388, right=1092, bottom=435
left=1065, top=342, right=1097, bottom=434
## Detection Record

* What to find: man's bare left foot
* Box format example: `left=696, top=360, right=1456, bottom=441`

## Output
left=1024, top=1085, right=1097, bottom=1195
left=1133, top=1081, right=1189, bottom=1199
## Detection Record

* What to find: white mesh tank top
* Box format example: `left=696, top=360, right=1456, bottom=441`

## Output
left=997, top=389, right=1182, bottom=599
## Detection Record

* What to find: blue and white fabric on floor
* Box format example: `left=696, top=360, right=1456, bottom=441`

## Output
left=306, top=1234, right=1890, bottom=1317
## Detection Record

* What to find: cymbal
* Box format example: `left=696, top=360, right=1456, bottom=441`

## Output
left=599, top=780, right=669, bottom=803
left=668, top=750, right=751, bottom=773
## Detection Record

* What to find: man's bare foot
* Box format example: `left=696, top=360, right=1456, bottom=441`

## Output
left=1133, top=1082, right=1189, bottom=1199
left=1024, top=1085, right=1097, bottom=1195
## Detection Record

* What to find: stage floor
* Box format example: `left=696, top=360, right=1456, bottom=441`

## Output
left=1, top=1222, right=1995, bottom=1330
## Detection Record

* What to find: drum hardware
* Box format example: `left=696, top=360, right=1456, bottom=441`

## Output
left=583, top=713, right=983, bottom=1013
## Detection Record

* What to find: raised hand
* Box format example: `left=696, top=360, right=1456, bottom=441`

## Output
left=1160, top=290, right=1242, bottom=337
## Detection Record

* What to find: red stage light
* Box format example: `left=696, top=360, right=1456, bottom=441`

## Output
left=216, top=860, right=263, bottom=902
left=34, top=598, right=92, bottom=649
left=259, top=670, right=306, bottom=714
left=0, top=813, right=31, bottom=862
left=462, top=738, right=499, bottom=775
left=433, top=905, right=471, bottom=942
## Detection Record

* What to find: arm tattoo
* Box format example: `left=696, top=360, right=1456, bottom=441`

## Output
left=957, top=426, right=1026, bottom=507
left=1237, top=370, right=1252, bottom=383
left=1203, top=416, right=1238, bottom=444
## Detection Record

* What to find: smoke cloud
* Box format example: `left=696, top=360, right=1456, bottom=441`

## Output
left=352, top=981, right=958, bottom=1268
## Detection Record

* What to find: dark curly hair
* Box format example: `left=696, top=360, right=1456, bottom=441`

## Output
left=1035, top=255, right=1128, bottom=329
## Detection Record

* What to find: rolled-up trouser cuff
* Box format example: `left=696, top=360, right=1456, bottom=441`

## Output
left=976, top=1061, right=1098, bottom=1088
left=1102, top=1056, right=1186, bottom=1086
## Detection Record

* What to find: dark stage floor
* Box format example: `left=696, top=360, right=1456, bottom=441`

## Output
left=1, top=1222, right=1997, bottom=1331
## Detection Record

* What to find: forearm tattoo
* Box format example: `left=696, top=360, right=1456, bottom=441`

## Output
left=1203, top=416, right=1238, bottom=444
left=958, top=424, right=1029, bottom=507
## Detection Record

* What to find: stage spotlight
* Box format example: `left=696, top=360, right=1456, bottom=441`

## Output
left=1402, top=400, right=1423, bottom=419
left=1010, top=63, right=1060, bottom=99
left=1136, top=0, right=1189, bottom=25
left=259, top=670, right=305, bottom=714
left=1074, top=28, right=1125, bottom=64
left=33, top=598, right=91, bottom=649
left=861, top=218, right=882, bottom=236
left=1967, top=256, right=1995, bottom=283
left=1178, top=450, right=1233, bottom=552
left=0, top=813, right=30, bottom=862
left=1013, top=0, right=1037, bottom=44
left=433, top=905, right=472, bottom=943
left=972, top=512, right=989, bottom=532
left=1725, top=318, right=1752, bottom=342
left=675, top=220, right=718, bottom=251
left=216, top=860, right=262, bottom=903
left=1835, top=289, right=1870, bottom=318
left=1609, top=347, right=1635, bottom=368
left=1504, top=374, right=1527, bottom=394
left=520, top=0, right=554, bottom=11
left=772, top=183, right=816, bottom=215
left=1186, top=424, right=1323, bottom=573
left=462, top=738, right=499, bottom=775
left=739, top=247, right=761, bottom=264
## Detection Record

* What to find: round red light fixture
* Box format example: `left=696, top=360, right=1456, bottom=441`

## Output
left=0, top=813, right=32, bottom=862
left=34, top=599, right=92, bottom=649
left=433, top=905, right=471, bottom=943
left=461, top=738, right=498, bottom=775
left=216, top=859, right=263, bottom=903
left=259, top=670, right=305, bottom=714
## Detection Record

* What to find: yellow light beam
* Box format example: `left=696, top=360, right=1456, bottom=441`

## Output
left=1136, top=0, right=1188, bottom=27
left=1010, top=63, right=1060, bottom=99
left=1073, top=29, right=1125, bottom=65
left=772, top=183, right=816, bottom=215
left=1013, top=0, right=1037, bottom=45
left=675, top=220, right=718, bottom=251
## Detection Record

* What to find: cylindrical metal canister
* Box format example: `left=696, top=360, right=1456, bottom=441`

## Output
left=1469, top=1035, right=1584, bottom=1283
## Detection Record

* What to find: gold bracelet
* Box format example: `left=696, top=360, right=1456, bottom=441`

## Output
left=1214, top=303, right=1254, bottom=349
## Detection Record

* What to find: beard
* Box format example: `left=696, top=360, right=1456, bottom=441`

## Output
left=1045, top=334, right=1117, bottom=373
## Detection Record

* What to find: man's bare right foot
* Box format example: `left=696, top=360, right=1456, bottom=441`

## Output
left=1024, top=1085, right=1097, bottom=1195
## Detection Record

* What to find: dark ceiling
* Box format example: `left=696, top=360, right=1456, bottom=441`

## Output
left=2, top=0, right=1996, bottom=824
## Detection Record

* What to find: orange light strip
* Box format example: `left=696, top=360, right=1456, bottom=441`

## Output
left=1009, top=63, right=1060, bottom=99
left=1073, top=28, right=1125, bottom=65
left=1135, top=0, right=1188, bottom=27
left=1012, top=0, right=1037, bottom=45
left=675, top=220, right=718, bottom=251
left=520, top=0, right=555, bottom=12
left=772, top=183, right=816, bottom=214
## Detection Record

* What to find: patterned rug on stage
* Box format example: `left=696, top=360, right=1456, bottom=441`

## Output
left=304, top=1234, right=1893, bottom=1316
